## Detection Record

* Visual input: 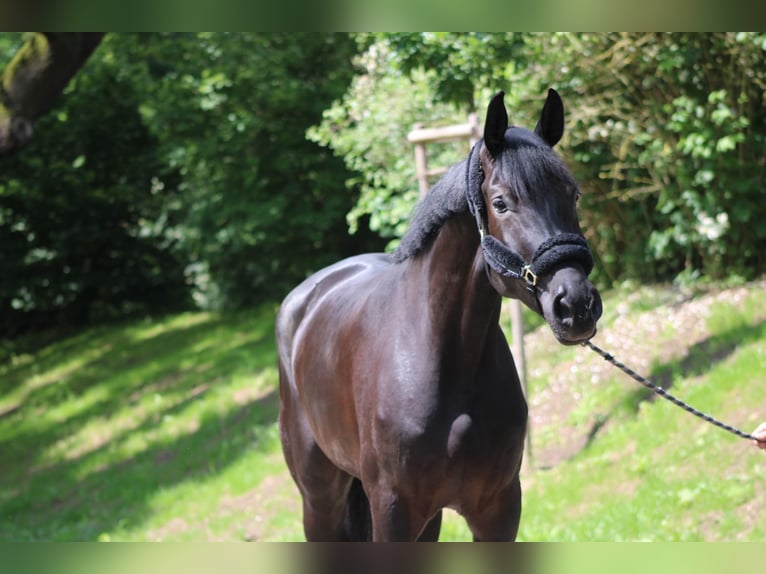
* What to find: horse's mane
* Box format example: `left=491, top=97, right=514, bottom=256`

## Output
left=393, top=127, right=576, bottom=264
left=392, top=160, right=469, bottom=263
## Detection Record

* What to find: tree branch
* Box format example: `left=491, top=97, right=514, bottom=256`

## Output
left=0, top=32, right=105, bottom=155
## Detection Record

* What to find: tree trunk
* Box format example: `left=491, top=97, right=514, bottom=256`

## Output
left=0, top=32, right=105, bottom=154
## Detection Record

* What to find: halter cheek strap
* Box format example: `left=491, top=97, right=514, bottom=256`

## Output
left=465, top=140, right=594, bottom=292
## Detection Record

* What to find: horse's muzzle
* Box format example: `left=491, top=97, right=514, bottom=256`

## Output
left=539, top=266, right=602, bottom=345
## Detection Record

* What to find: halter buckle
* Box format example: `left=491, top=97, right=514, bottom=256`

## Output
left=521, top=265, right=538, bottom=287
left=474, top=209, right=486, bottom=240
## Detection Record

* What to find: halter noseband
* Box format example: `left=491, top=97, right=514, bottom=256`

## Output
left=466, top=140, right=594, bottom=293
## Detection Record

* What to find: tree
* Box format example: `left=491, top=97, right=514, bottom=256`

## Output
left=0, top=33, right=104, bottom=154
left=120, top=33, right=377, bottom=308
left=0, top=33, right=189, bottom=337
left=309, top=39, right=467, bottom=248
left=1, top=33, right=376, bottom=338
left=536, top=33, right=766, bottom=283
left=310, top=33, right=541, bottom=251
left=317, top=33, right=766, bottom=286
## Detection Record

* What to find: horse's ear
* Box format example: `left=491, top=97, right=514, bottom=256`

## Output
left=484, top=91, right=508, bottom=157
left=534, top=88, right=564, bottom=147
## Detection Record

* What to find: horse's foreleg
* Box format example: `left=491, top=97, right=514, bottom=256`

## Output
left=279, top=364, right=355, bottom=541
left=366, top=487, right=434, bottom=542
left=288, top=442, right=358, bottom=541
left=418, top=510, right=443, bottom=541
left=300, top=487, right=352, bottom=541
left=464, top=474, right=522, bottom=542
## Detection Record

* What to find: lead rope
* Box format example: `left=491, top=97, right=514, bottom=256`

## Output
left=582, top=340, right=756, bottom=441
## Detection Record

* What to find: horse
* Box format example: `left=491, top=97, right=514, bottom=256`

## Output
left=276, top=88, right=602, bottom=541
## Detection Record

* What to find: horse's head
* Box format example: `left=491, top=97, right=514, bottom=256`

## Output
left=471, top=89, right=602, bottom=345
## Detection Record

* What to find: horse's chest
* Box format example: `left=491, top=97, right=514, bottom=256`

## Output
left=443, top=409, right=523, bottom=465
left=390, top=371, right=526, bottom=471
left=436, top=410, right=525, bottom=504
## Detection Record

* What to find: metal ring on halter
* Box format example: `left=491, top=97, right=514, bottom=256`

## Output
left=520, top=265, right=537, bottom=287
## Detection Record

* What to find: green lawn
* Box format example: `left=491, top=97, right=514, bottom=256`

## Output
left=514, top=280, right=766, bottom=542
left=1, top=281, right=765, bottom=541
left=0, top=306, right=297, bottom=541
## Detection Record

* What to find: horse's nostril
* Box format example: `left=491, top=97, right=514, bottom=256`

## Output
left=589, top=292, right=603, bottom=321
left=553, top=289, right=575, bottom=326
left=554, top=287, right=602, bottom=329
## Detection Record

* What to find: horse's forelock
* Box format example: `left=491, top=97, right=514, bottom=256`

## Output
left=499, top=138, right=575, bottom=201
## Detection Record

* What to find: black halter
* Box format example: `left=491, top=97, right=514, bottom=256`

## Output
left=465, top=139, right=594, bottom=293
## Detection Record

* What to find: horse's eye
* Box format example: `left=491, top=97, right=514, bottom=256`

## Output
left=491, top=198, right=508, bottom=213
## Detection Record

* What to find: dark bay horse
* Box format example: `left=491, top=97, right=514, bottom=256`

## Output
left=277, top=89, right=602, bottom=541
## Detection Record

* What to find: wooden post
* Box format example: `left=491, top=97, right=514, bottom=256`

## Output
left=411, top=124, right=430, bottom=197
left=467, top=113, right=479, bottom=147
left=510, top=300, right=531, bottom=470
left=408, top=117, right=481, bottom=197
left=407, top=115, right=532, bottom=470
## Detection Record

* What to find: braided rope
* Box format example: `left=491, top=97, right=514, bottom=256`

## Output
left=582, top=340, right=756, bottom=441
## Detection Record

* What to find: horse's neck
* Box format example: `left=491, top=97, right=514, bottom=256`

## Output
left=410, top=211, right=503, bottom=368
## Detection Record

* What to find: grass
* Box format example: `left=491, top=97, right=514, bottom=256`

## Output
left=512, top=283, right=766, bottom=542
left=0, top=305, right=297, bottom=541
left=1, top=280, right=765, bottom=541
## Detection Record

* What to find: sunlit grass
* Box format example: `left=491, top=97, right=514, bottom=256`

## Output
left=0, top=305, right=287, bottom=541
left=1, top=282, right=765, bottom=541
left=512, top=285, right=766, bottom=542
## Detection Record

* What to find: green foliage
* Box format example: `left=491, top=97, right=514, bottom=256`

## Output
left=4, top=33, right=765, bottom=337
left=381, top=32, right=526, bottom=110
left=309, top=34, right=538, bottom=250
left=1, top=33, right=372, bottom=337
left=531, top=33, right=766, bottom=284
left=649, top=88, right=751, bottom=279
left=0, top=36, right=190, bottom=337
left=0, top=33, right=23, bottom=59
left=309, top=40, right=469, bottom=248
left=116, top=33, right=369, bottom=309
left=320, top=33, right=766, bottom=287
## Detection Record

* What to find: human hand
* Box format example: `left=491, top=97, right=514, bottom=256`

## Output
left=752, top=423, right=766, bottom=451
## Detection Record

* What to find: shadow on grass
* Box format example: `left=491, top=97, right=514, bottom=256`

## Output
left=580, top=318, right=766, bottom=452
left=0, top=305, right=283, bottom=540
left=624, top=318, right=765, bottom=412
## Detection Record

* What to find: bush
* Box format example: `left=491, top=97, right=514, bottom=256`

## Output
left=319, top=33, right=766, bottom=287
